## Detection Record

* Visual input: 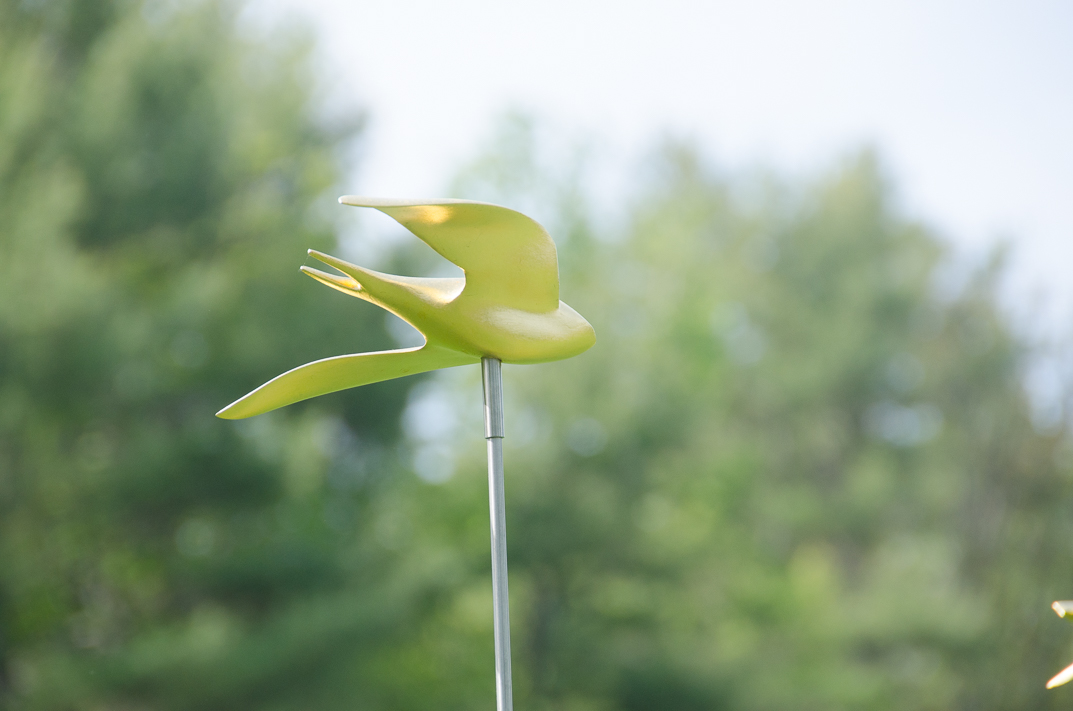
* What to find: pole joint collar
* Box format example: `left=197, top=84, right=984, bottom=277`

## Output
left=482, top=357, right=505, bottom=439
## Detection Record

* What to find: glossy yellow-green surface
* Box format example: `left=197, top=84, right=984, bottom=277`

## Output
left=217, top=198, right=595, bottom=419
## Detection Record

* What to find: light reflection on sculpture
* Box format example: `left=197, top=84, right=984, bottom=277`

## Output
left=217, top=197, right=595, bottom=420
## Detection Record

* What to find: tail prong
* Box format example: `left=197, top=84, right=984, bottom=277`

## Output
left=307, top=249, right=371, bottom=281
left=300, top=265, right=362, bottom=296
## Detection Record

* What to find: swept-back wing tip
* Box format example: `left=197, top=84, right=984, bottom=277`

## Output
left=339, top=195, right=405, bottom=207
left=339, top=195, right=382, bottom=207
left=216, top=394, right=281, bottom=420
left=215, top=401, right=245, bottom=419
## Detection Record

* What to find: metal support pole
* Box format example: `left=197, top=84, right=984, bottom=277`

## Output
left=482, top=357, right=513, bottom=711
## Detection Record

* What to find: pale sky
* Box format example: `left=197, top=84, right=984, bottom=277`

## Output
left=244, top=0, right=1073, bottom=332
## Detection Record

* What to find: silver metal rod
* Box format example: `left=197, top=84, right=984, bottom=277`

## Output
left=482, top=357, right=512, bottom=711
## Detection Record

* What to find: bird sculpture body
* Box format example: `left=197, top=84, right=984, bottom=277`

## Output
left=216, top=197, right=596, bottom=420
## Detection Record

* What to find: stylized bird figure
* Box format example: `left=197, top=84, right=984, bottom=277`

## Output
left=216, top=197, right=596, bottom=419
left=1048, top=601, right=1073, bottom=688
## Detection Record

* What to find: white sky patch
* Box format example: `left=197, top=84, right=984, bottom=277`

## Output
left=243, top=0, right=1073, bottom=335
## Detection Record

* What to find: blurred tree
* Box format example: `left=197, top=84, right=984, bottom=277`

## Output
left=0, top=1, right=451, bottom=709
left=371, top=120, right=1073, bottom=711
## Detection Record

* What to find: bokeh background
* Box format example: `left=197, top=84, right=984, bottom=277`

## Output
left=2, top=1, right=1072, bottom=709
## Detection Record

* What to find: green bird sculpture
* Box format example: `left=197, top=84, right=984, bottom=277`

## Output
left=216, top=196, right=593, bottom=711
left=216, top=197, right=596, bottom=420
left=1048, top=601, right=1073, bottom=689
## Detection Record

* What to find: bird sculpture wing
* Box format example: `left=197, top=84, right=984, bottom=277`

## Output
left=216, top=344, right=478, bottom=419
left=339, top=197, right=560, bottom=313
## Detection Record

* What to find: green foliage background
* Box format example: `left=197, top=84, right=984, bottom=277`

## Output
left=2, top=1, right=1073, bottom=709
